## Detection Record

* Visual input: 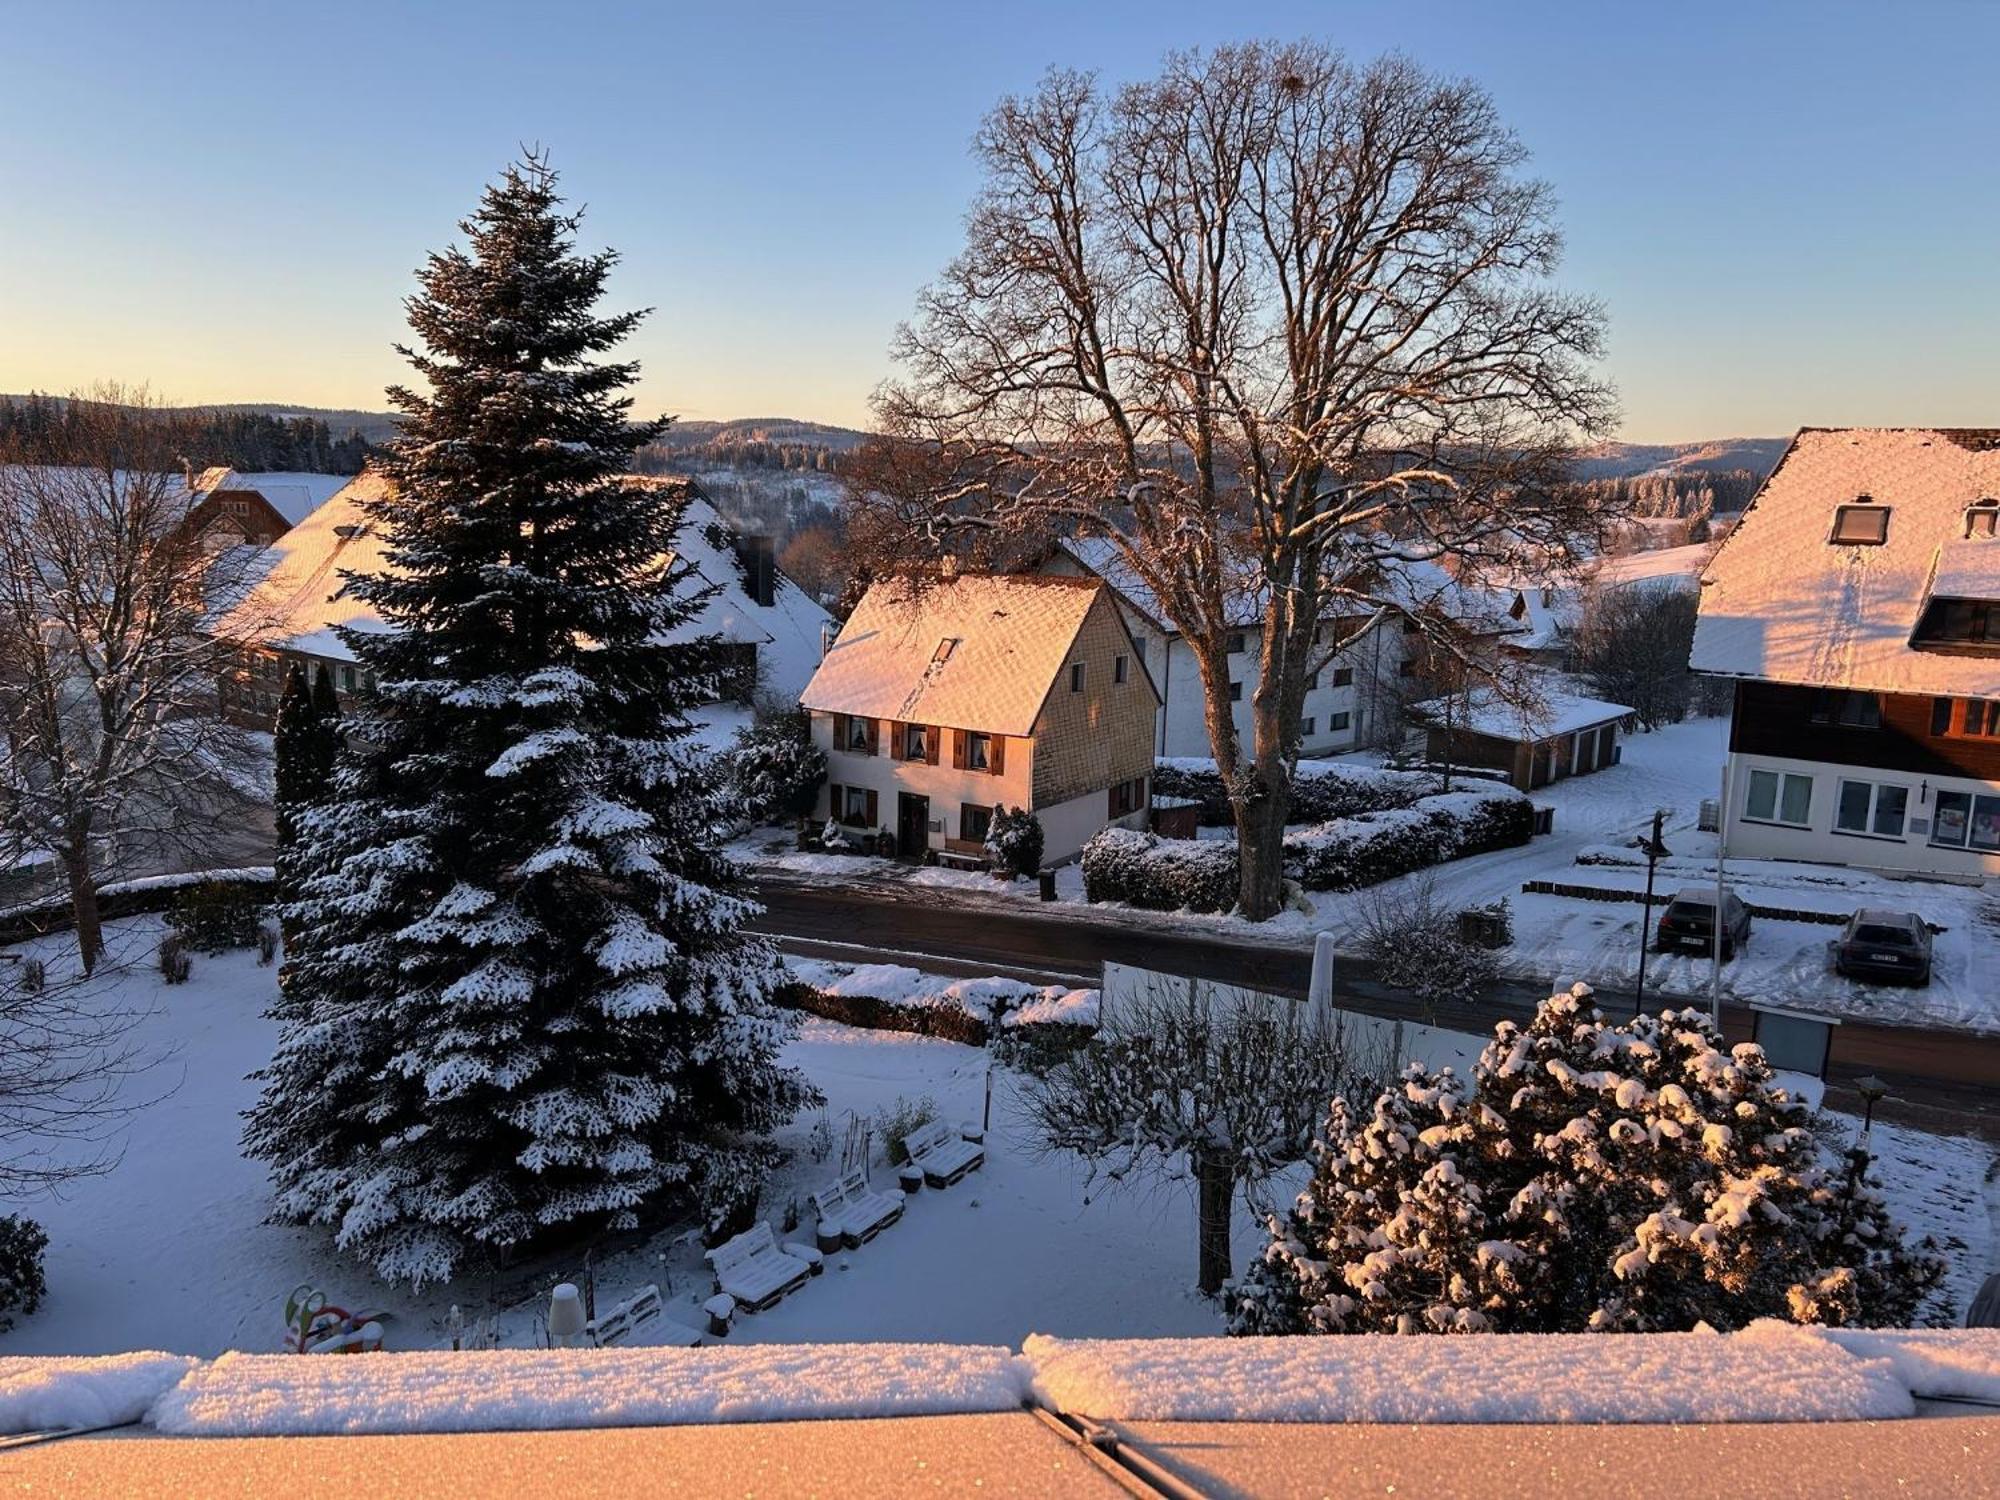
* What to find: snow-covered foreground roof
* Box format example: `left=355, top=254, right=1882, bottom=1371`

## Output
left=1414, top=688, right=1633, bottom=741
left=802, top=573, right=1123, bottom=736
left=1691, top=428, right=2000, bottom=694
left=6, top=1325, right=1996, bottom=1438
left=209, top=473, right=833, bottom=697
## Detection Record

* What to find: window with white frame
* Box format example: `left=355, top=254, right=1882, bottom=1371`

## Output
left=1834, top=778, right=1908, bottom=838
left=1743, top=768, right=1812, bottom=827
left=902, top=723, right=929, bottom=760
left=1931, top=789, right=2000, bottom=851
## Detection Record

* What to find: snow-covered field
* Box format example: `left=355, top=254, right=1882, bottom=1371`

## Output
left=0, top=918, right=1988, bottom=1359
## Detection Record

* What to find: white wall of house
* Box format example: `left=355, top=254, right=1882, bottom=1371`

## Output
left=811, top=714, right=1034, bottom=843
left=1722, top=750, right=2000, bottom=879
left=1038, top=788, right=1148, bottom=865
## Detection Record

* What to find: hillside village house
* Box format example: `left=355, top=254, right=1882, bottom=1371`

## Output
left=1040, top=539, right=1521, bottom=759
left=1691, top=428, right=2000, bottom=878
left=183, top=467, right=352, bottom=551
left=210, top=471, right=830, bottom=725
left=799, top=572, right=1161, bottom=865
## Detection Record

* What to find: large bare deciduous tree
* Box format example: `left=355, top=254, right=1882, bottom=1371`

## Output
left=871, top=42, right=1619, bottom=917
left=0, top=388, right=266, bottom=971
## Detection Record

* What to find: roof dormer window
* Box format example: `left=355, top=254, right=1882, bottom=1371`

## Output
left=1966, top=498, right=1999, bottom=540
left=1829, top=498, right=1889, bottom=546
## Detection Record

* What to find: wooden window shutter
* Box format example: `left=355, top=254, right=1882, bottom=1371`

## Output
left=832, top=712, right=849, bottom=747
left=888, top=720, right=906, bottom=761
left=864, top=718, right=880, bottom=755
left=1138, top=774, right=1149, bottom=808
left=925, top=726, right=940, bottom=765
left=952, top=730, right=967, bottom=770
left=1108, top=784, right=1119, bottom=817
left=828, top=782, right=842, bottom=819
left=865, top=789, right=879, bottom=826
left=989, top=735, right=1005, bottom=775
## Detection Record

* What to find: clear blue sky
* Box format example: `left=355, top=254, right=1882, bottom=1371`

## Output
left=2, top=1, right=1994, bottom=441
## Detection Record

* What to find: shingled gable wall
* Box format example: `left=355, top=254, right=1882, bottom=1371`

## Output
left=1030, top=589, right=1160, bottom=810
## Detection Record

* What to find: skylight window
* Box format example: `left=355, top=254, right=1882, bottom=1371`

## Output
left=931, top=637, right=959, bottom=664
left=1966, top=499, right=1999, bottom=540
left=1829, top=500, right=1889, bottom=546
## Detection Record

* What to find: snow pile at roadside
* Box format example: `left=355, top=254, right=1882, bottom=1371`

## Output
left=0, top=1353, right=196, bottom=1434
left=150, top=1344, right=1029, bottom=1437
left=1023, top=1323, right=1919, bottom=1424
left=785, top=958, right=1097, bottom=1029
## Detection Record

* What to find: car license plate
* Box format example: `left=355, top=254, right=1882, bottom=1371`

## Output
left=1868, top=954, right=1900, bottom=964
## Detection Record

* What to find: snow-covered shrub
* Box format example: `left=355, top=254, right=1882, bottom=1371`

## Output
left=1231, top=986, right=1949, bottom=1337
left=767, top=979, right=991, bottom=1045
left=1152, top=759, right=1441, bottom=827
left=1083, top=788, right=1532, bottom=911
left=157, top=934, right=191, bottom=985
left=877, top=1095, right=940, bottom=1165
left=165, top=880, right=267, bottom=954
left=1282, top=787, right=1533, bottom=892
left=990, top=1019, right=1096, bottom=1076
left=0, top=1215, right=48, bottom=1332
left=1349, top=877, right=1498, bottom=1018
left=1081, top=826, right=1240, bottom=913
left=728, top=708, right=827, bottom=824
left=256, top=922, right=280, bottom=967
left=983, top=806, right=1044, bottom=879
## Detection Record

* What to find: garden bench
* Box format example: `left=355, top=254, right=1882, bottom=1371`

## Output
left=903, top=1119, right=984, bottom=1189
left=934, top=847, right=988, bottom=872
left=813, top=1170, right=904, bottom=1249
left=586, top=1284, right=674, bottom=1347
left=704, top=1223, right=813, bottom=1311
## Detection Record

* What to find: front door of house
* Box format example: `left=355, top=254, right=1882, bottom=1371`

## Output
left=897, top=793, right=930, bottom=860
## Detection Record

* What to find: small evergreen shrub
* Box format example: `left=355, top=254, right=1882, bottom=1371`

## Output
left=728, top=709, right=827, bottom=824
left=0, top=1215, right=48, bottom=1332
left=158, top=934, right=192, bottom=984
left=983, top=806, right=1044, bottom=879
left=876, top=1095, right=939, bottom=1165
left=166, top=881, right=267, bottom=954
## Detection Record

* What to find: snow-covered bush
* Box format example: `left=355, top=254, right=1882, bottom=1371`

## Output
left=0, top=1214, right=48, bottom=1331
left=1084, top=788, right=1533, bottom=911
left=1081, top=827, right=1239, bottom=913
left=728, top=709, right=826, bottom=825
left=1282, top=788, right=1533, bottom=892
left=165, top=880, right=267, bottom=954
left=768, top=979, right=991, bottom=1045
left=1231, top=986, right=1949, bottom=1337
left=157, top=934, right=191, bottom=985
left=983, top=806, right=1044, bottom=879
left=1152, top=759, right=1440, bottom=828
left=1349, top=877, right=1498, bottom=1018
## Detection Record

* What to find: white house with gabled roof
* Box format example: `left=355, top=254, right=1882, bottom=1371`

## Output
left=799, top=571, right=1161, bottom=865
left=1692, top=427, right=2000, bottom=878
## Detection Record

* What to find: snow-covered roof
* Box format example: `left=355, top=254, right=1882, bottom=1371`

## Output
left=211, top=473, right=832, bottom=696
left=1691, top=428, right=2000, bottom=694
left=199, top=470, right=354, bottom=527
left=1414, top=688, right=1632, bottom=742
left=801, top=573, right=1129, bottom=736
left=1592, top=542, right=1712, bottom=592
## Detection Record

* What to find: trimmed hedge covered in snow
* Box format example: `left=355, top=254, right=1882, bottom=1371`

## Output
left=0, top=867, right=276, bottom=947
left=1081, top=828, right=1241, bottom=914
left=1082, top=786, right=1534, bottom=912
left=1151, top=758, right=1442, bottom=827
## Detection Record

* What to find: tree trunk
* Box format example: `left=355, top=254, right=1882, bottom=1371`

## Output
left=1194, top=1144, right=1235, bottom=1296
left=64, top=846, right=103, bottom=975
left=1234, top=785, right=1290, bottom=922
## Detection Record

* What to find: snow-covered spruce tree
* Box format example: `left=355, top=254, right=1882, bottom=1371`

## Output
left=272, top=663, right=315, bottom=869
left=244, top=155, right=815, bottom=1287
left=1231, top=986, right=1947, bottom=1335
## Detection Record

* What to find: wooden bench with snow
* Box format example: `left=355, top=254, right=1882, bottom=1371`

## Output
left=903, top=1119, right=984, bottom=1189
left=703, top=1223, right=814, bottom=1312
left=811, top=1169, right=904, bottom=1251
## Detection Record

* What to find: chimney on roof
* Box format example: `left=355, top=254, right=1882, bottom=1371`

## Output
left=820, top=622, right=836, bottom=661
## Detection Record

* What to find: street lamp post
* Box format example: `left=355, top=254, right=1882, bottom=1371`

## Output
left=1634, top=809, right=1668, bottom=1014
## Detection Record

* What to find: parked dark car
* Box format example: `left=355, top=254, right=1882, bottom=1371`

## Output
left=1829, top=909, right=1934, bottom=987
left=1655, top=888, right=1752, bottom=960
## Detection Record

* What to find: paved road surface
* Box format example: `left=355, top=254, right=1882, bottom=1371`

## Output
left=749, top=876, right=2000, bottom=1140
